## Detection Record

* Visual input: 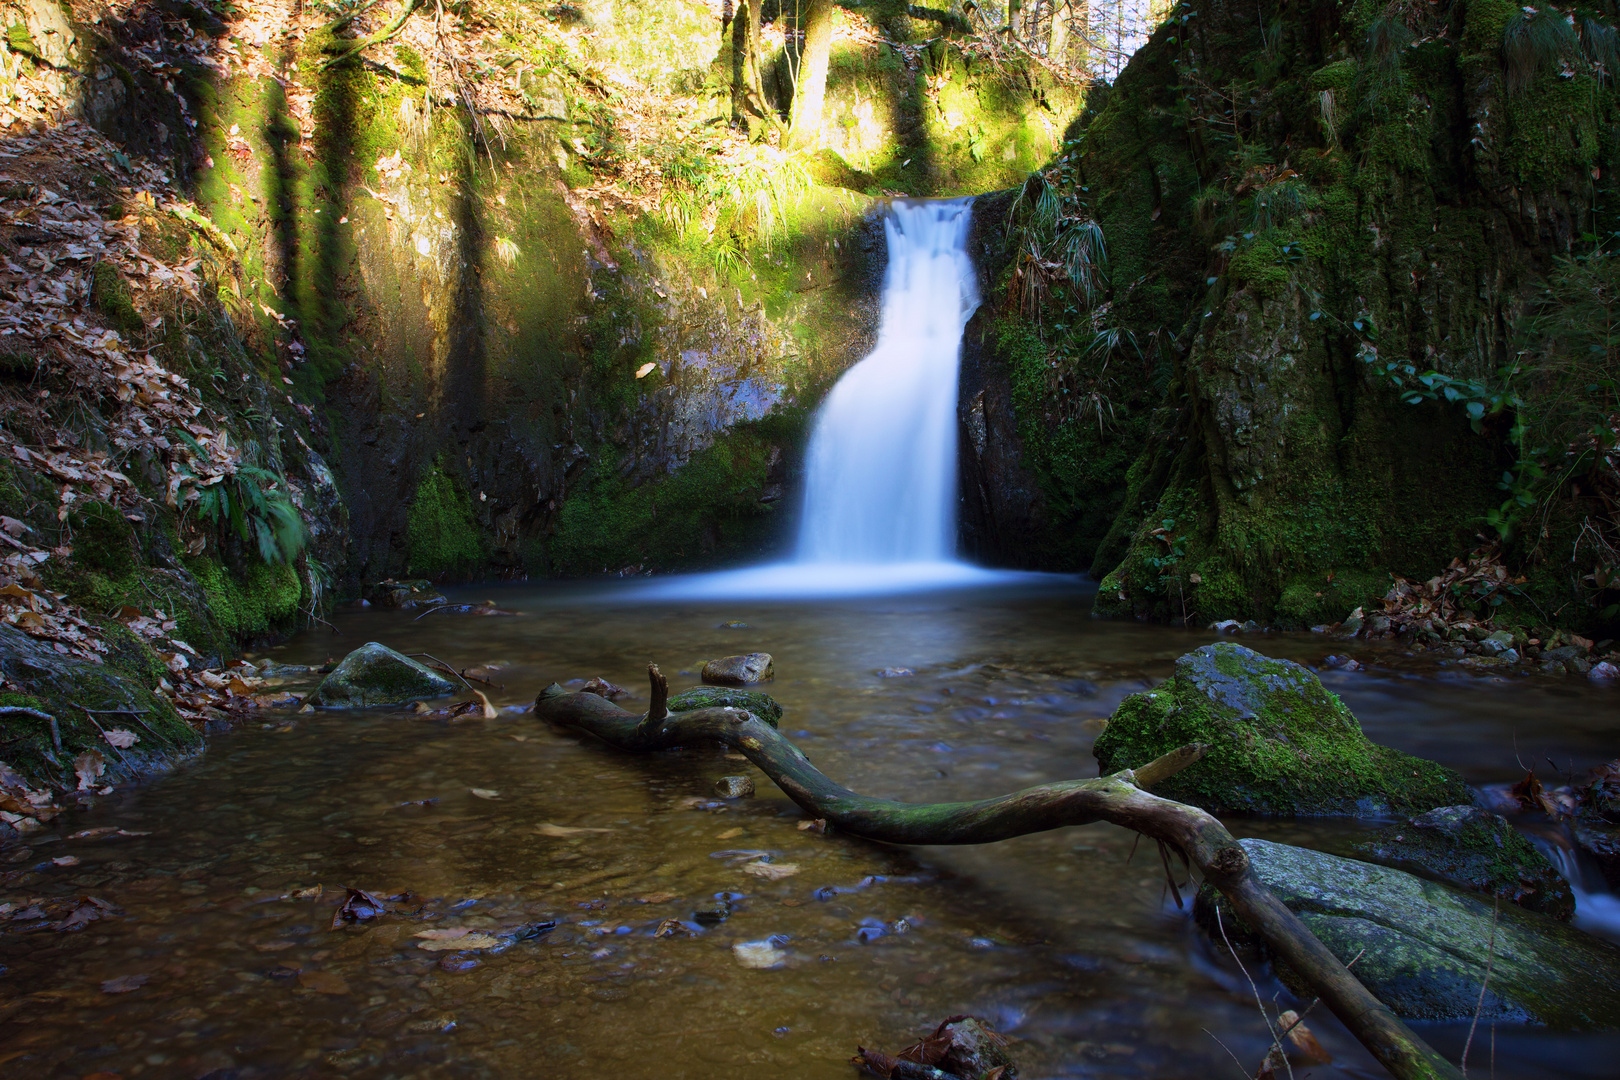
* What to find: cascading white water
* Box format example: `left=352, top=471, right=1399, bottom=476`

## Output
left=796, top=198, right=980, bottom=564
left=627, top=198, right=1054, bottom=600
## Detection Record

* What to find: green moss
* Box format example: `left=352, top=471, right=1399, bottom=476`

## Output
left=0, top=625, right=202, bottom=792
left=1308, top=58, right=1360, bottom=93
left=91, top=261, right=142, bottom=334
left=1227, top=234, right=1296, bottom=298
left=551, top=429, right=779, bottom=574
left=1094, top=643, right=1474, bottom=815
left=667, top=686, right=783, bottom=725
left=68, top=501, right=136, bottom=579
left=186, top=556, right=302, bottom=639
left=1273, top=568, right=1390, bottom=628
left=405, top=462, right=485, bottom=579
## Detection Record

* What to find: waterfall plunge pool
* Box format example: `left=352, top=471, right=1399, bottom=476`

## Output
left=2, top=580, right=1618, bottom=1079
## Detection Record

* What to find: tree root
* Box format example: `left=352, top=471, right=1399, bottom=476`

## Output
left=534, top=664, right=1462, bottom=1080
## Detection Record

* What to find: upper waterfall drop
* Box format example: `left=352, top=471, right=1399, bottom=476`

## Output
left=623, top=197, right=1059, bottom=600
left=797, top=198, right=980, bottom=564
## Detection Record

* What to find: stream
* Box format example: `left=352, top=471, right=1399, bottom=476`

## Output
left=2, top=578, right=1618, bottom=1079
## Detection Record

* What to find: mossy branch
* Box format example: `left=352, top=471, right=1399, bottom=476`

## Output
left=534, top=668, right=1463, bottom=1080
left=321, top=0, right=427, bottom=71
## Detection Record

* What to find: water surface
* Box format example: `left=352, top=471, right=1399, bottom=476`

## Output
left=2, top=580, right=1617, bottom=1079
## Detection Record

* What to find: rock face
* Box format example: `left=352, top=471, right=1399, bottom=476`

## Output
left=1198, top=839, right=1620, bottom=1028
left=700, top=654, right=774, bottom=687
left=1353, top=806, right=1575, bottom=920
left=309, top=643, right=455, bottom=707
left=667, top=687, right=783, bottom=725
left=1093, top=643, right=1472, bottom=815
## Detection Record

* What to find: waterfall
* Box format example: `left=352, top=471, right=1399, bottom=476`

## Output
left=797, top=198, right=980, bottom=564
left=627, top=198, right=1052, bottom=600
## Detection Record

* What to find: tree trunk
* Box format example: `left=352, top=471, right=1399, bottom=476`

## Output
left=534, top=667, right=1465, bottom=1080
left=787, top=0, right=834, bottom=151
left=1050, top=0, right=1071, bottom=65
left=731, top=0, right=770, bottom=132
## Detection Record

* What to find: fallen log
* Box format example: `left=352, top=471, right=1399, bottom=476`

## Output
left=535, top=664, right=1462, bottom=1080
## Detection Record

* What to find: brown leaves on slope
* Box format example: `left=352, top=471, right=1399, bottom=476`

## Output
left=1377, top=545, right=1525, bottom=636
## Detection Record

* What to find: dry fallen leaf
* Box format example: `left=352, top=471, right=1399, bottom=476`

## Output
left=298, top=970, right=350, bottom=994
left=100, top=973, right=149, bottom=993
left=51, top=855, right=80, bottom=867
left=73, top=750, right=105, bottom=792
left=717, top=827, right=744, bottom=840
left=740, top=860, right=800, bottom=881
left=414, top=929, right=502, bottom=952
left=470, top=788, right=500, bottom=800
left=535, top=823, right=610, bottom=837
left=102, top=728, right=138, bottom=749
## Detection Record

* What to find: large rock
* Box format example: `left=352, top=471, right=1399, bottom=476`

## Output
left=1093, top=643, right=1472, bottom=815
left=701, top=653, right=773, bottom=686
left=309, top=643, right=455, bottom=707
left=1199, top=839, right=1620, bottom=1027
left=1353, top=806, right=1575, bottom=920
left=667, top=686, right=782, bottom=725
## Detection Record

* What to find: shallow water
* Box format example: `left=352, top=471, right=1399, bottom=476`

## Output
left=3, top=579, right=1619, bottom=1079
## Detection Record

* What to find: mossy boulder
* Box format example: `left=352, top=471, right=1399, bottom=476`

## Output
left=1093, top=643, right=1471, bottom=815
left=0, top=625, right=201, bottom=793
left=308, top=642, right=455, bottom=707
left=1197, top=839, right=1620, bottom=1027
left=667, top=686, right=782, bottom=726
left=1353, top=806, right=1575, bottom=920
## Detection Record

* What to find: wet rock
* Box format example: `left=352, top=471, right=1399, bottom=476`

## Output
left=1353, top=806, right=1575, bottom=920
left=1198, top=839, right=1620, bottom=1027
left=309, top=642, right=455, bottom=707
left=1592, top=661, right=1620, bottom=679
left=580, top=677, right=631, bottom=701
left=714, top=775, right=755, bottom=798
left=701, top=653, right=774, bottom=686
left=1574, top=815, right=1620, bottom=890
left=1093, top=643, right=1472, bottom=816
left=667, top=687, right=783, bottom=725
left=364, top=579, right=447, bottom=610
left=1479, top=630, right=1517, bottom=656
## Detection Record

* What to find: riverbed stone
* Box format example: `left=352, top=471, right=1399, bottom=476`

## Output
left=701, top=653, right=774, bottom=686
left=1198, top=839, right=1620, bottom=1027
left=365, top=579, right=447, bottom=610
left=1093, top=643, right=1472, bottom=815
left=714, top=775, right=755, bottom=798
left=309, top=642, right=455, bottom=707
left=667, top=686, right=783, bottom=725
left=1352, top=806, right=1575, bottom=920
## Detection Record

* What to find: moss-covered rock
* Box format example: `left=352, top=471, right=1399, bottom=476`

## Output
left=1093, top=643, right=1472, bottom=815
left=1197, top=839, right=1620, bottom=1027
left=667, top=686, right=782, bottom=726
left=308, top=641, right=455, bottom=707
left=1353, top=805, right=1575, bottom=920
left=0, top=625, right=201, bottom=793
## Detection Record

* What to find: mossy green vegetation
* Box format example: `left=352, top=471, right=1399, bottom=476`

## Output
left=0, top=625, right=202, bottom=793
left=550, top=428, right=783, bottom=574
left=405, top=462, right=485, bottom=579
left=992, top=0, right=1620, bottom=634
left=1094, top=644, right=1473, bottom=815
